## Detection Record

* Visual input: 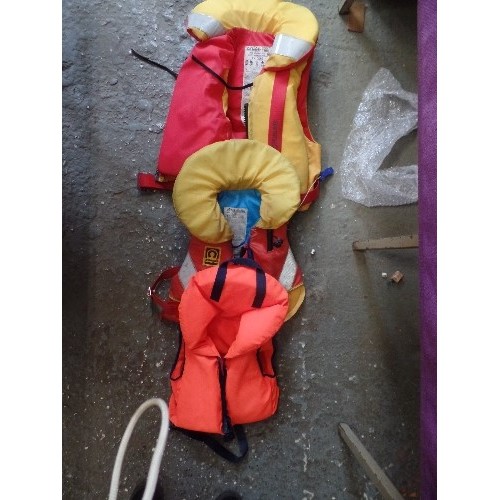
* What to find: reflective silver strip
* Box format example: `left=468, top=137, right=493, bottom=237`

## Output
left=178, top=253, right=196, bottom=290
left=270, top=33, right=313, bottom=61
left=187, top=12, right=226, bottom=38
left=279, top=247, right=298, bottom=291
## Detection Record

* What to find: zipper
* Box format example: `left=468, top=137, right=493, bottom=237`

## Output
left=243, top=103, right=249, bottom=138
left=217, top=357, right=234, bottom=439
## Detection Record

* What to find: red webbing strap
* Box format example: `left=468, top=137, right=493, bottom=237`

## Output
left=137, top=172, right=175, bottom=191
left=148, top=266, right=181, bottom=321
left=268, top=70, right=290, bottom=152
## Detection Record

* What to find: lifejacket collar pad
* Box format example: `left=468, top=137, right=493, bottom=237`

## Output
left=172, top=139, right=301, bottom=244
left=187, top=0, right=319, bottom=68
left=179, top=262, right=289, bottom=358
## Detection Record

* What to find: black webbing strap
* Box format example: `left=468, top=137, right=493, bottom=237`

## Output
left=130, top=49, right=178, bottom=79
left=174, top=425, right=249, bottom=463
left=191, top=55, right=253, bottom=91
left=210, top=258, right=266, bottom=308
left=130, top=49, right=255, bottom=91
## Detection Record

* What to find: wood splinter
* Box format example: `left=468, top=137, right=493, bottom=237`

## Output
left=390, top=271, right=404, bottom=283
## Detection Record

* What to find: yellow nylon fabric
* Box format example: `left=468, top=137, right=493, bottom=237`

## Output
left=285, top=285, right=305, bottom=321
left=173, top=139, right=301, bottom=244
left=248, top=63, right=322, bottom=201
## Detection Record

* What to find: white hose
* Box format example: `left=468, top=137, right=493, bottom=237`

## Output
left=108, top=398, right=170, bottom=500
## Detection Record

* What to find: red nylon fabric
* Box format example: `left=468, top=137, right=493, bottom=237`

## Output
left=157, top=31, right=274, bottom=178
left=248, top=224, right=303, bottom=290
left=157, top=37, right=233, bottom=178
left=268, top=70, right=290, bottom=151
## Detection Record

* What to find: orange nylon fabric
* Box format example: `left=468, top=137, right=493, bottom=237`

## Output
left=169, top=263, right=288, bottom=434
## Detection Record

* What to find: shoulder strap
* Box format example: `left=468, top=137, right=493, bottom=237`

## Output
left=137, top=172, right=175, bottom=191
left=210, top=258, right=266, bottom=308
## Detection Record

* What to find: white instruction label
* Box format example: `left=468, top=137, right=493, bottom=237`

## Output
left=223, top=207, right=248, bottom=249
left=242, top=46, right=270, bottom=121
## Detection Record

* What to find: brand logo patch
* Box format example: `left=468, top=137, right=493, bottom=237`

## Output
left=203, top=247, right=221, bottom=266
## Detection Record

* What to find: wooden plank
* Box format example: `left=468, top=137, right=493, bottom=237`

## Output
left=338, top=423, right=404, bottom=500
left=347, top=2, right=366, bottom=33
left=352, top=234, right=418, bottom=251
left=339, top=0, right=355, bottom=15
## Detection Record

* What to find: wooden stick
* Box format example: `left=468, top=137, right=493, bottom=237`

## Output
left=352, top=234, right=418, bottom=251
left=338, top=423, right=404, bottom=500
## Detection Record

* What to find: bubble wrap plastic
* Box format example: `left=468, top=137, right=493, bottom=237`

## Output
left=340, top=68, right=418, bottom=207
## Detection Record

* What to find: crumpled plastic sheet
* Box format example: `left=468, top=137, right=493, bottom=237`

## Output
left=340, top=68, right=418, bottom=207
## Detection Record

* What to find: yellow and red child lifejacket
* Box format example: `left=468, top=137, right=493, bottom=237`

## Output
left=168, top=257, right=288, bottom=460
left=149, top=139, right=305, bottom=322
left=137, top=0, right=323, bottom=209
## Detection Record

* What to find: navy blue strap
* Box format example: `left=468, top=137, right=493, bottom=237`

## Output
left=210, top=264, right=228, bottom=302
left=173, top=424, right=248, bottom=463
left=210, top=258, right=266, bottom=308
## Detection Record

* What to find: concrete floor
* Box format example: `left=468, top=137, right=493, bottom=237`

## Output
left=62, top=0, right=419, bottom=498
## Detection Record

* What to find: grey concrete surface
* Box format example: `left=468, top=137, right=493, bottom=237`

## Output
left=62, top=0, right=419, bottom=498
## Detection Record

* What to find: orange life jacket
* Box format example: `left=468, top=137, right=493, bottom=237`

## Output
left=168, top=258, right=288, bottom=460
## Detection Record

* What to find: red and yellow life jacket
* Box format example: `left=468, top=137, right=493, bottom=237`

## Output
left=138, top=0, right=322, bottom=209
left=148, top=139, right=305, bottom=321
left=169, top=258, right=288, bottom=435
